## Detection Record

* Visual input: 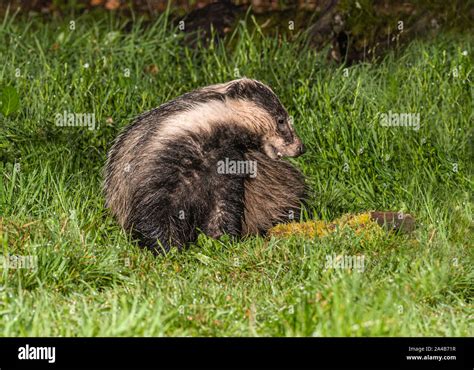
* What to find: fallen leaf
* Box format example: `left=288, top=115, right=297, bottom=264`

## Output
left=145, top=64, right=159, bottom=75
left=105, top=0, right=120, bottom=10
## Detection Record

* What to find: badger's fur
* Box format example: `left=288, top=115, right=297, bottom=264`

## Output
left=104, top=78, right=306, bottom=252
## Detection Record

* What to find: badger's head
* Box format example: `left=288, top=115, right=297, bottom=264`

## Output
left=223, top=78, right=306, bottom=160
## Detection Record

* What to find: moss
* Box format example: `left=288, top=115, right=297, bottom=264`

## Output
left=268, top=212, right=385, bottom=241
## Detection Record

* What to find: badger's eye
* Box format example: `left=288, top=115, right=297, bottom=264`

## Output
left=277, top=117, right=286, bottom=129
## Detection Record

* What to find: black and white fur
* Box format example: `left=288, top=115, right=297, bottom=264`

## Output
left=104, top=78, right=306, bottom=253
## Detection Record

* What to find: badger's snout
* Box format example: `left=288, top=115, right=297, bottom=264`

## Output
left=300, top=143, right=306, bottom=155
left=284, top=138, right=306, bottom=158
left=294, top=142, right=306, bottom=157
left=266, top=137, right=306, bottom=160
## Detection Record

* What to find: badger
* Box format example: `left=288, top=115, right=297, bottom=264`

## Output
left=104, top=78, right=307, bottom=253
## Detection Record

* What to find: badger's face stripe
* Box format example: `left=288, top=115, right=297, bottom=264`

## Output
left=146, top=97, right=276, bottom=154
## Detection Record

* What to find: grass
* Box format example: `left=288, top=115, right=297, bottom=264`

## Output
left=0, top=9, right=472, bottom=336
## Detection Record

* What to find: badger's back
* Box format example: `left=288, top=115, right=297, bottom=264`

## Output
left=104, top=91, right=227, bottom=230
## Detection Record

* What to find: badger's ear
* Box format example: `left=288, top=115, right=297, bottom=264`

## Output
left=226, top=79, right=256, bottom=99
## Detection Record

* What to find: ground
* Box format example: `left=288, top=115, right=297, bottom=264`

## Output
left=0, top=11, right=472, bottom=336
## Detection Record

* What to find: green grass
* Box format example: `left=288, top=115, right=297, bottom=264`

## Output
left=0, top=10, right=472, bottom=336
